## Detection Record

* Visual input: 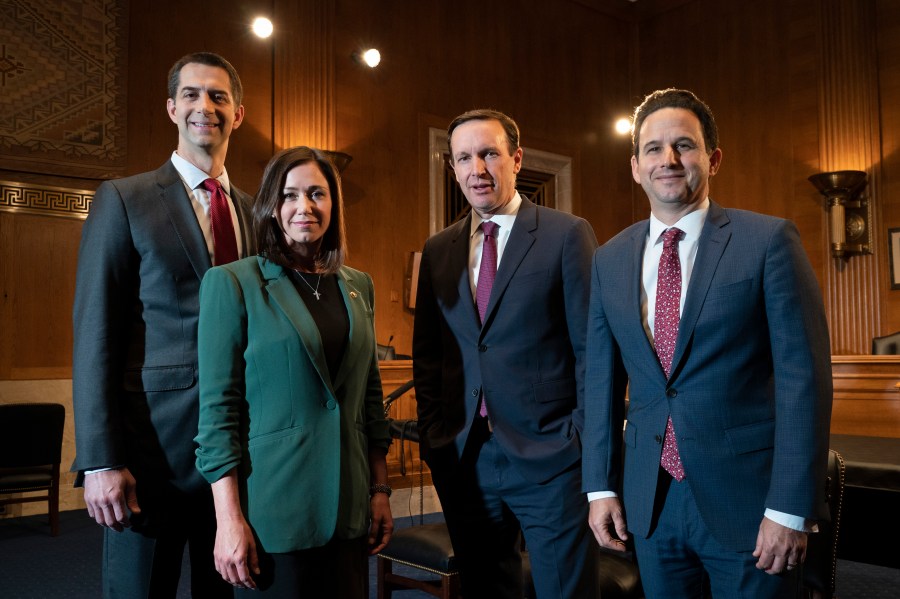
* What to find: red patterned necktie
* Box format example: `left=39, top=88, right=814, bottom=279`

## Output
left=202, top=178, right=239, bottom=265
left=476, top=221, right=498, bottom=418
left=655, top=227, right=686, bottom=481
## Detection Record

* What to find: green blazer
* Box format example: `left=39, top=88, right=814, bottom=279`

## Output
left=194, top=256, right=390, bottom=553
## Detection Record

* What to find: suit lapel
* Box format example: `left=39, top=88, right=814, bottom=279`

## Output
left=671, top=202, right=731, bottom=376
left=624, top=222, right=661, bottom=371
left=231, top=187, right=255, bottom=257
left=332, top=268, right=368, bottom=392
left=481, top=199, right=537, bottom=332
left=156, top=161, right=211, bottom=279
left=444, top=214, right=481, bottom=329
left=261, top=259, right=334, bottom=394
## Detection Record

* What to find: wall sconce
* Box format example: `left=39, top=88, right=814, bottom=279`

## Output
left=322, top=151, right=352, bottom=173
left=808, top=170, right=871, bottom=257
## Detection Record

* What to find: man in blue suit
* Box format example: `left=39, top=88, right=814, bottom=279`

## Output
left=582, top=89, right=833, bottom=598
left=414, top=109, right=598, bottom=598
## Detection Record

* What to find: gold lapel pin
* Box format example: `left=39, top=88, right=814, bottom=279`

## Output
left=349, top=291, right=358, bottom=298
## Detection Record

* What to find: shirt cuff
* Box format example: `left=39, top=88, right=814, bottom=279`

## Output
left=83, top=466, right=122, bottom=475
left=587, top=491, right=618, bottom=502
left=765, top=508, right=819, bottom=533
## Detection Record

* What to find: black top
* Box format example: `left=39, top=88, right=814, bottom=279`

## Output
left=289, top=271, right=349, bottom=382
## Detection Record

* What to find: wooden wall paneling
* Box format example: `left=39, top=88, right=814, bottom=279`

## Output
left=817, top=0, right=884, bottom=354
left=0, top=212, right=81, bottom=379
left=789, top=0, right=828, bottom=287
left=633, top=0, right=805, bottom=227
left=876, top=0, right=900, bottom=335
left=830, top=356, right=900, bottom=438
left=273, top=0, right=334, bottom=151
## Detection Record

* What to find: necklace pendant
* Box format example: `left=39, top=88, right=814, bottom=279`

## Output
left=313, top=290, right=321, bottom=300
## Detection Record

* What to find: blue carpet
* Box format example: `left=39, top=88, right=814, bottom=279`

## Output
left=0, top=509, right=896, bottom=598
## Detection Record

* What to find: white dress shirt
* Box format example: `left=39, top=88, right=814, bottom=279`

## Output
left=170, top=151, right=244, bottom=262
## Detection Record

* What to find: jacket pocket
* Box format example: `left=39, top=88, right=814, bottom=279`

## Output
left=123, top=365, right=194, bottom=392
left=532, top=378, right=575, bottom=403
left=724, top=419, right=775, bottom=454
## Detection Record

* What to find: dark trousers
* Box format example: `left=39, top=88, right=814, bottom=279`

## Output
left=633, top=471, right=798, bottom=599
left=101, top=484, right=230, bottom=599
left=234, top=536, right=368, bottom=598
left=429, top=419, right=594, bottom=599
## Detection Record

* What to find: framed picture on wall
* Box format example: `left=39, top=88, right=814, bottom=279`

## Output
left=890, top=228, right=900, bottom=289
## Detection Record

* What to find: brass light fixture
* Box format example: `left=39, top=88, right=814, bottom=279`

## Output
left=808, top=170, right=871, bottom=257
left=323, top=150, right=353, bottom=173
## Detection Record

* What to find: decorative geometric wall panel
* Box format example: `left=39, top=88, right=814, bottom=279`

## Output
left=0, top=180, right=92, bottom=220
left=0, top=0, right=128, bottom=179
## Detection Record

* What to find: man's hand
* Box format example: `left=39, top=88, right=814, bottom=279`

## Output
left=588, top=497, right=629, bottom=552
left=83, top=468, right=140, bottom=532
left=367, top=493, right=394, bottom=555
left=753, top=516, right=807, bottom=575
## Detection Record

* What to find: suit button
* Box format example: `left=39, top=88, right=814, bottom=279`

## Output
left=655, top=435, right=663, bottom=444
left=478, top=344, right=487, bottom=352
left=471, top=389, right=479, bottom=397
left=326, top=399, right=337, bottom=410
left=666, top=388, right=677, bottom=398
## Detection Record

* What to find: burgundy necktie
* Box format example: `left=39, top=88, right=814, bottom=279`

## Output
left=202, top=178, right=239, bottom=265
left=655, top=227, right=686, bottom=481
left=476, top=221, right=498, bottom=417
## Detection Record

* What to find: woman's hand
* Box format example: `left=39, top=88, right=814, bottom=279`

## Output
left=211, top=470, right=260, bottom=589
left=214, top=515, right=260, bottom=589
left=368, top=493, right=394, bottom=554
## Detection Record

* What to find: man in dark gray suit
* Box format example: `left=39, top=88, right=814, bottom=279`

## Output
left=413, top=109, right=598, bottom=598
left=72, top=52, right=253, bottom=598
left=582, top=89, right=833, bottom=598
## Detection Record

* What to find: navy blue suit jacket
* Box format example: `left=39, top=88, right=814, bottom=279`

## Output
left=582, top=201, right=833, bottom=551
left=413, top=198, right=598, bottom=484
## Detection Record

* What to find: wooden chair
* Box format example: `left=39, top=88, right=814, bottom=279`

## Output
left=376, top=522, right=461, bottom=599
left=0, top=403, right=66, bottom=536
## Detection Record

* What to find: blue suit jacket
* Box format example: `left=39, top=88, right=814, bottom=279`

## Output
left=582, top=201, right=833, bottom=551
left=413, top=198, right=598, bottom=484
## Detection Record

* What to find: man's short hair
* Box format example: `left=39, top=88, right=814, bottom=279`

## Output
left=167, top=52, right=243, bottom=107
left=631, top=89, right=718, bottom=157
left=447, top=109, right=520, bottom=158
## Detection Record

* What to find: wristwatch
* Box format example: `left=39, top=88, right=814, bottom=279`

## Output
left=369, top=483, right=392, bottom=497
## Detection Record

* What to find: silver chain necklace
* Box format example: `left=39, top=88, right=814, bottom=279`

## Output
left=294, top=271, right=322, bottom=300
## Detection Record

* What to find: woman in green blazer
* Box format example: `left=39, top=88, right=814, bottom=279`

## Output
left=195, top=146, right=393, bottom=597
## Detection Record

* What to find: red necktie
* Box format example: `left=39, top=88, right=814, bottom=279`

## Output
left=476, top=221, right=498, bottom=418
left=202, top=178, right=239, bottom=265
left=655, top=227, right=685, bottom=481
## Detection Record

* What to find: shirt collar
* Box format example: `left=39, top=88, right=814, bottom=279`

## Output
left=469, top=192, right=523, bottom=238
left=648, top=198, right=710, bottom=245
left=170, top=151, right=231, bottom=195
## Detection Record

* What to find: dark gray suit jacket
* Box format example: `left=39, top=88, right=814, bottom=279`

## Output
left=413, top=198, right=598, bottom=484
left=72, top=159, right=254, bottom=494
left=582, top=201, right=833, bottom=552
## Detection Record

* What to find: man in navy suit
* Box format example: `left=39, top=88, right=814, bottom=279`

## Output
left=413, top=109, right=598, bottom=598
left=582, top=89, right=833, bottom=598
left=72, top=52, right=253, bottom=597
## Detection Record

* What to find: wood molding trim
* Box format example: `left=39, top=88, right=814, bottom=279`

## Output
left=818, top=0, right=884, bottom=353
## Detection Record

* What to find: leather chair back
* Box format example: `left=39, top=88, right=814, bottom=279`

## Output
left=801, top=449, right=845, bottom=598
